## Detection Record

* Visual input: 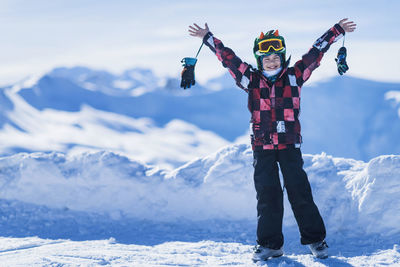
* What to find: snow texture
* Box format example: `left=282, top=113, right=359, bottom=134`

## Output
left=0, top=144, right=399, bottom=266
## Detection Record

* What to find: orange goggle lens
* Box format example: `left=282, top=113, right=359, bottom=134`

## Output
left=258, top=39, right=284, bottom=53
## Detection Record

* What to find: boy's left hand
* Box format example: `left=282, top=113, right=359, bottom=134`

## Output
left=338, top=18, right=357, bottom=32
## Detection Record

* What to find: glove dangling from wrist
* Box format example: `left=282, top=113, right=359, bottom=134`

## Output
left=180, top=57, right=197, bottom=89
left=335, top=46, right=349, bottom=75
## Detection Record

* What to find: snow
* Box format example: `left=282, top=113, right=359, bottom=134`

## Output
left=0, top=83, right=229, bottom=170
left=0, top=144, right=399, bottom=265
left=4, top=67, right=400, bottom=164
left=46, top=67, right=161, bottom=97
left=1, top=67, right=400, bottom=170
left=0, top=238, right=399, bottom=266
left=0, top=67, right=399, bottom=265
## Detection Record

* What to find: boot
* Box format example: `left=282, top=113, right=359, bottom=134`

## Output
left=252, top=245, right=283, bottom=261
left=308, top=240, right=328, bottom=259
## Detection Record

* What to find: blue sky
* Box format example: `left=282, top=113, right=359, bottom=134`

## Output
left=0, top=0, right=399, bottom=85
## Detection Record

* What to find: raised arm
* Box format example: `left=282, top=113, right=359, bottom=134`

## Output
left=291, top=18, right=357, bottom=87
left=188, top=23, right=254, bottom=92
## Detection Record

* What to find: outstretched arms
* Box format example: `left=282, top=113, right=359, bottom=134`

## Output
left=188, top=23, right=254, bottom=92
left=292, top=18, right=357, bottom=86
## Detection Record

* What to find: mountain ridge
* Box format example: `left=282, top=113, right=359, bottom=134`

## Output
left=1, top=66, right=400, bottom=163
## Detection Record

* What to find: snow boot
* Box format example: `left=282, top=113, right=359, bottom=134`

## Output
left=308, top=240, right=329, bottom=259
left=252, top=245, right=283, bottom=261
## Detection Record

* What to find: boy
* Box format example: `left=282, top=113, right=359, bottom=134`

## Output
left=188, top=18, right=356, bottom=260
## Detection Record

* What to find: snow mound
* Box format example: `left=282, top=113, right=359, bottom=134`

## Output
left=0, top=145, right=399, bottom=239
left=345, top=155, right=400, bottom=235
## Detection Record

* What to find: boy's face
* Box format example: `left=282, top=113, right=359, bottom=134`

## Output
left=262, top=54, right=281, bottom=71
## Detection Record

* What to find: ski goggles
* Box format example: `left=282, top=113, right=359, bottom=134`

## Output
left=258, top=38, right=284, bottom=53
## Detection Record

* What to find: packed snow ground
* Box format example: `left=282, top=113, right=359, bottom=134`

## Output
left=0, top=238, right=399, bottom=266
left=0, top=144, right=399, bottom=265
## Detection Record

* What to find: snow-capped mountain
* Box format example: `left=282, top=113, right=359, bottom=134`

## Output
left=16, top=67, right=249, bottom=140
left=42, top=67, right=167, bottom=97
left=1, top=66, right=400, bottom=168
left=301, top=76, right=400, bottom=160
left=0, top=71, right=230, bottom=170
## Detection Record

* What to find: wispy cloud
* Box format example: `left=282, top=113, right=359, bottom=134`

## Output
left=0, top=0, right=399, bottom=85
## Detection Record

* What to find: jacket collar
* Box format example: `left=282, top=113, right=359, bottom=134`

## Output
left=278, top=56, right=291, bottom=78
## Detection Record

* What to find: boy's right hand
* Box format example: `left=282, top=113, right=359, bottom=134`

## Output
left=338, top=18, right=357, bottom=32
left=189, top=23, right=210, bottom=39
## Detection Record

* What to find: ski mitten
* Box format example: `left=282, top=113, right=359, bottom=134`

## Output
left=180, top=57, right=197, bottom=89
left=335, top=46, right=349, bottom=75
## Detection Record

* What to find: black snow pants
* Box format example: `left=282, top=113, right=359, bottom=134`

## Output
left=253, top=145, right=326, bottom=249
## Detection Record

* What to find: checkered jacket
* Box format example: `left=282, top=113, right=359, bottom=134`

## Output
left=203, top=24, right=345, bottom=151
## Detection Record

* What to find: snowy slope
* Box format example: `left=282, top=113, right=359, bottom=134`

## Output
left=0, top=145, right=399, bottom=265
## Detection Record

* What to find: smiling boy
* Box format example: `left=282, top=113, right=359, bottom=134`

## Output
left=188, top=18, right=356, bottom=261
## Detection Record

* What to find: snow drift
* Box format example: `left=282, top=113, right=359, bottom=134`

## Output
left=0, top=144, right=399, bottom=240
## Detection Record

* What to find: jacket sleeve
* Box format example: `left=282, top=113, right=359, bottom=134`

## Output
left=202, top=32, right=254, bottom=92
left=292, top=24, right=345, bottom=87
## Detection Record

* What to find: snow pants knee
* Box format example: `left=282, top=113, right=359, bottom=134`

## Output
left=253, top=146, right=326, bottom=249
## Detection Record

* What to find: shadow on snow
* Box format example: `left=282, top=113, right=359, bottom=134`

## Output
left=0, top=198, right=397, bottom=264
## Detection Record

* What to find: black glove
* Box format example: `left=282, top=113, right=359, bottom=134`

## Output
left=335, top=46, right=349, bottom=75
left=180, top=57, right=197, bottom=89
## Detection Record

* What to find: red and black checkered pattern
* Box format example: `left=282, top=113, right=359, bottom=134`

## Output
left=203, top=24, right=345, bottom=151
